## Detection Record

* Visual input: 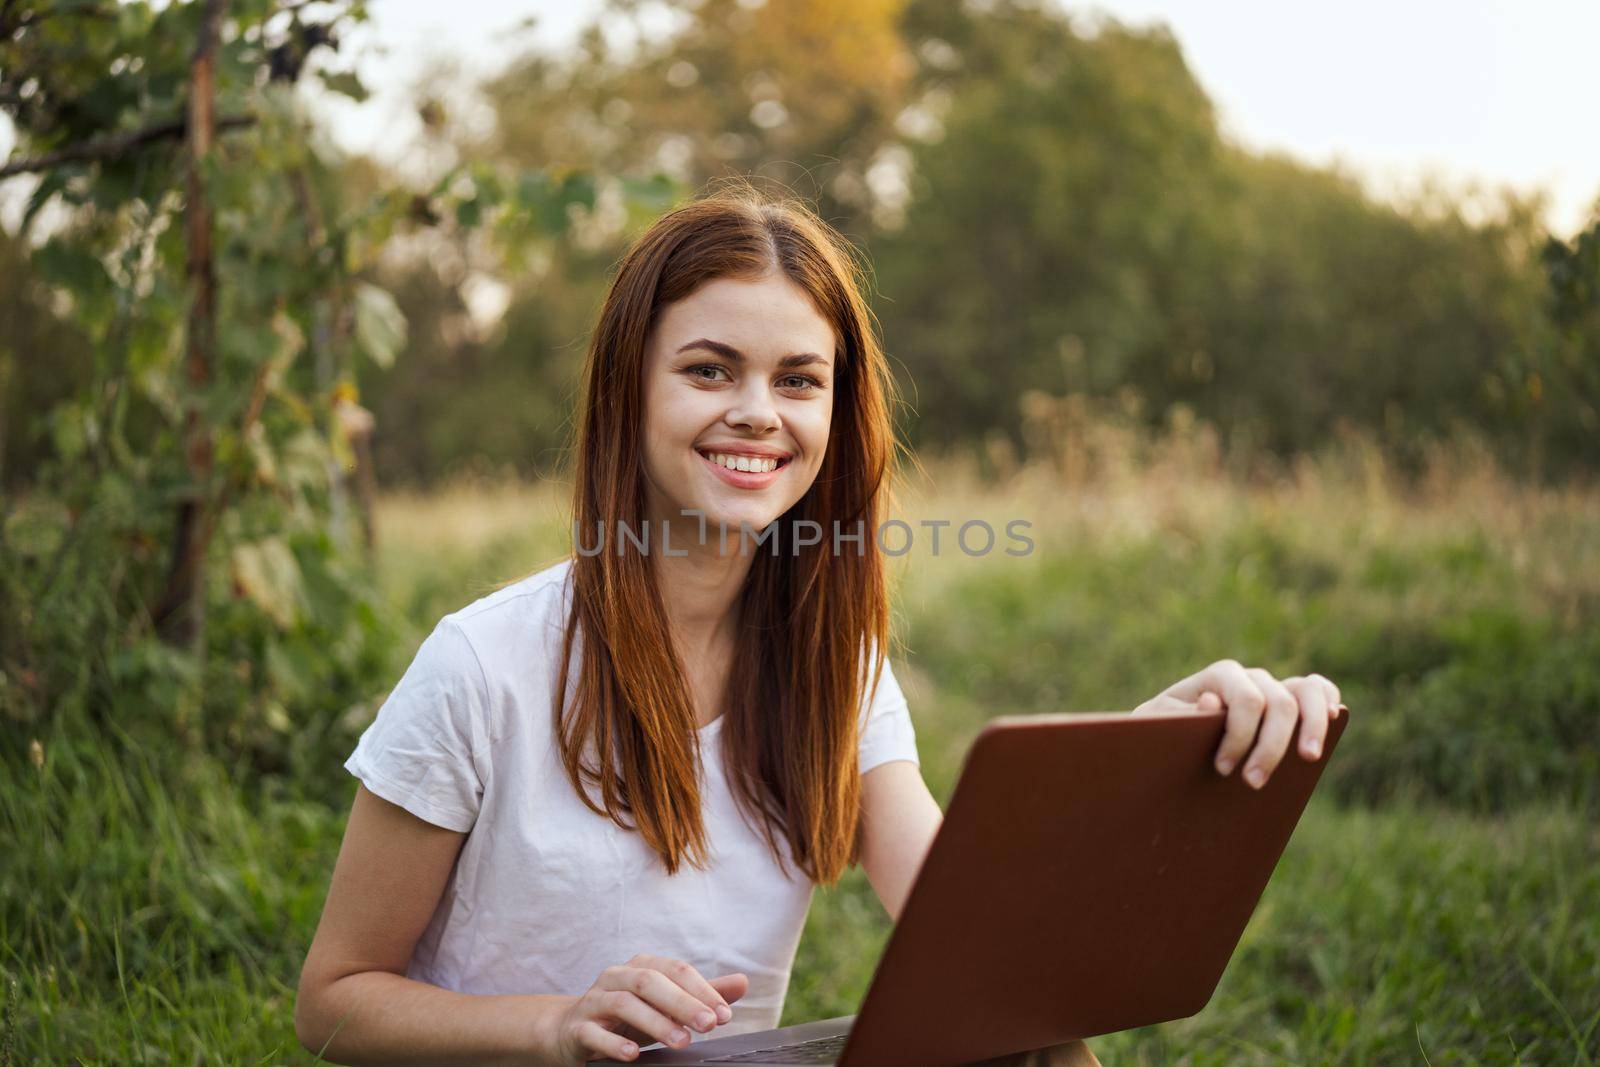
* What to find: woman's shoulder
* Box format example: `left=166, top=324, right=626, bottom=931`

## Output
left=441, top=556, right=575, bottom=666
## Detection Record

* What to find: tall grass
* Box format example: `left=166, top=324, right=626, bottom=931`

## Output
left=4, top=415, right=1597, bottom=1062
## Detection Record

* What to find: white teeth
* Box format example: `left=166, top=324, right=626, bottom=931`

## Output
left=704, top=452, right=780, bottom=473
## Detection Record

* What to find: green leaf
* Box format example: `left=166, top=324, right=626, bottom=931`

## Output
left=245, top=424, right=279, bottom=488
left=33, top=238, right=108, bottom=296
left=351, top=281, right=407, bottom=369
left=229, top=538, right=305, bottom=629
left=47, top=402, right=96, bottom=462
left=619, top=171, right=677, bottom=211
left=320, top=70, right=369, bottom=103
left=267, top=310, right=305, bottom=390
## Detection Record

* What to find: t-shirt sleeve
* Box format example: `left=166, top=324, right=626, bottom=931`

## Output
left=858, top=646, right=919, bottom=775
left=343, top=618, right=490, bottom=832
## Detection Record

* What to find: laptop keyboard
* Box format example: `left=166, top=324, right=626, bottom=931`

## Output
left=701, top=1033, right=850, bottom=1063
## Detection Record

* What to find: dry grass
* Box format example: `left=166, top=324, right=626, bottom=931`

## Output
left=374, top=413, right=1600, bottom=640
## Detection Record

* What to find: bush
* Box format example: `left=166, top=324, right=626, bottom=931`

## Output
left=907, top=513, right=1600, bottom=814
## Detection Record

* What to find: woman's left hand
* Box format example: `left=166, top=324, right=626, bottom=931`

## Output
left=1131, top=659, right=1344, bottom=789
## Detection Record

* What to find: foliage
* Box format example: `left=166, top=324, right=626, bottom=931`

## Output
left=355, top=0, right=904, bottom=484
left=484, top=0, right=913, bottom=231
left=352, top=0, right=1597, bottom=487
left=0, top=226, right=92, bottom=489
left=874, top=0, right=1578, bottom=480
left=2, top=712, right=352, bottom=1061
left=0, top=1, right=676, bottom=772
left=1537, top=218, right=1600, bottom=476
left=2, top=0, right=401, bottom=771
left=912, top=532, right=1600, bottom=814
left=353, top=166, right=680, bottom=485
left=358, top=0, right=918, bottom=483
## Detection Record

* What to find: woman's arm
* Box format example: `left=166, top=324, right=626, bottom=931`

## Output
left=857, top=760, right=944, bottom=922
left=295, top=784, right=572, bottom=1065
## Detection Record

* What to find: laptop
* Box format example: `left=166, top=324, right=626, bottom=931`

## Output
left=599, top=705, right=1349, bottom=1066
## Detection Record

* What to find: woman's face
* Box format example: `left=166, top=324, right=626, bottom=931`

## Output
left=640, top=270, right=837, bottom=542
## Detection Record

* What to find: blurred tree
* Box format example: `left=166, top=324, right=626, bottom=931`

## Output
left=874, top=1, right=1231, bottom=453
left=1194, top=154, right=1550, bottom=471
left=0, top=0, right=658, bottom=770
left=872, top=0, right=1563, bottom=479
left=0, top=227, right=92, bottom=489
left=177, top=0, right=1586, bottom=487
left=349, top=88, right=681, bottom=483
left=486, top=0, right=914, bottom=234
left=1538, top=215, right=1600, bottom=477
left=1, top=0, right=414, bottom=757
left=356, top=0, right=913, bottom=482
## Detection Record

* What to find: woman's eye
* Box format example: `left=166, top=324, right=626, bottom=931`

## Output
left=688, top=364, right=729, bottom=382
left=780, top=374, right=822, bottom=391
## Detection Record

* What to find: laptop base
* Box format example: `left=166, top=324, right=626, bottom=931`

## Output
left=594, top=1013, right=855, bottom=1065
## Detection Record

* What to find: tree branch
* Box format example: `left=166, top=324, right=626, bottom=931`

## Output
left=0, top=114, right=253, bottom=180
left=154, top=0, right=228, bottom=650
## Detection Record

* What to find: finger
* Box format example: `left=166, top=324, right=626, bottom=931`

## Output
left=1240, top=669, right=1299, bottom=788
left=1202, top=661, right=1266, bottom=774
left=611, top=1021, right=658, bottom=1048
left=620, top=965, right=721, bottom=1034
left=577, top=1019, right=640, bottom=1063
left=600, top=966, right=702, bottom=1042
left=1196, top=691, right=1223, bottom=714
left=638, top=955, right=734, bottom=1026
left=709, top=973, right=750, bottom=1007
left=1159, top=658, right=1236, bottom=705
left=1317, top=675, right=1342, bottom=717
left=1132, top=693, right=1190, bottom=715
left=1289, top=676, right=1332, bottom=760
left=597, top=988, right=695, bottom=1050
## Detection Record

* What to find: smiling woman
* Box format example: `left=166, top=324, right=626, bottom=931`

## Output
left=295, top=179, right=1341, bottom=1067
left=560, top=188, right=904, bottom=898
left=294, top=182, right=966, bottom=1067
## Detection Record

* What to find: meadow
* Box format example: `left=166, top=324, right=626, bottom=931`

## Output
left=4, top=420, right=1598, bottom=1064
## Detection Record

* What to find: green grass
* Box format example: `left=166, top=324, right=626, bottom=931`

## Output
left=786, top=802, right=1600, bottom=1065
left=2, top=717, right=343, bottom=1062
left=4, top=458, right=1599, bottom=1062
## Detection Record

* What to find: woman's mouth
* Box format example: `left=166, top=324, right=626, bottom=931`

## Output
left=696, top=448, right=791, bottom=488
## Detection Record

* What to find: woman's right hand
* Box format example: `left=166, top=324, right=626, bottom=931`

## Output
left=551, top=953, right=749, bottom=1064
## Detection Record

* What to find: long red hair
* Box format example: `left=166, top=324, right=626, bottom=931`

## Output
left=556, top=182, right=904, bottom=884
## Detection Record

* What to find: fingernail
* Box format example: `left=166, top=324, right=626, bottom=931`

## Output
left=1245, top=766, right=1265, bottom=788
left=716, top=1004, right=733, bottom=1023
left=670, top=1028, right=689, bottom=1044
left=694, top=1011, right=715, bottom=1030
left=1305, top=738, right=1321, bottom=758
left=1215, top=757, right=1234, bottom=775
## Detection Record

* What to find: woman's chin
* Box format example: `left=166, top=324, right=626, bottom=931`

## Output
left=683, top=503, right=782, bottom=545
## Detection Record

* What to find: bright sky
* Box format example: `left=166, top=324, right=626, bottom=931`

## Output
left=5, top=0, right=1599, bottom=236
left=1092, top=0, right=1600, bottom=235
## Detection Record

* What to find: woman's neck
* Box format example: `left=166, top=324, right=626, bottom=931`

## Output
left=649, top=538, right=753, bottom=726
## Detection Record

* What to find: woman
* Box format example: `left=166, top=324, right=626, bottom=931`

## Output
left=294, top=185, right=1342, bottom=1065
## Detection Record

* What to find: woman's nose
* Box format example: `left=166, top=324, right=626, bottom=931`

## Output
left=723, top=382, right=780, bottom=433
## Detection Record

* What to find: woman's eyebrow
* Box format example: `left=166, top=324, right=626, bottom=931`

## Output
left=675, top=337, right=831, bottom=369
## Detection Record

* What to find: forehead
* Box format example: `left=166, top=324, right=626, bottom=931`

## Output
left=653, top=273, right=837, bottom=359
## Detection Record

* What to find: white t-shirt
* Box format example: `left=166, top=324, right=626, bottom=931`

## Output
left=342, top=557, right=919, bottom=1039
